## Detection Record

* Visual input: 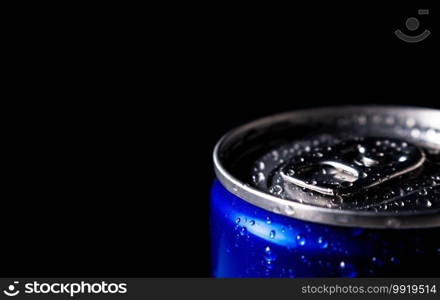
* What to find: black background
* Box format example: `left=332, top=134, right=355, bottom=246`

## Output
left=3, top=3, right=438, bottom=277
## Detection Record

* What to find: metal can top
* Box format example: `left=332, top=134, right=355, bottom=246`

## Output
left=213, top=106, right=440, bottom=229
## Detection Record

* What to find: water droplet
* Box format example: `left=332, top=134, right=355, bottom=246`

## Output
left=418, top=189, right=428, bottom=196
left=269, top=230, right=276, bottom=239
left=317, top=236, right=329, bottom=249
left=235, top=218, right=241, bottom=224
left=249, top=220, right=255, bottom=226
left=341, top=182, right=353, bottom=188
left=411, top=128, right=421, bottom=138
left=266, top=217, right=272, bottom=224
left=386, top=218, right=400, bottom=228
left=390, top=257, right=400, bottom=264
left=372, top=256, right=384, bottom=267
left=331, top=197, right=343, bottom=205
left=296, top=234, right=306, bottom=246
left=272, top=206, right=281, bottom=213
left=264, top=246, right=277, bottom=263
left=270, top=185, right=283, bottom=195
left=339, top=261, right=357, bottom=277
left=398, top=156, right=408, bottom=162
left=240, top=227, right=247, bottom=236
left=285, top=206, right=295, bottom=215
left=406, top=118, right=416, bottom=128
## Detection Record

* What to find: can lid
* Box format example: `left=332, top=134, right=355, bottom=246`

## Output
left=213, top=106, right=440, bottom=229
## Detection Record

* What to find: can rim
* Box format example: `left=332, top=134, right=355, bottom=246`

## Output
left=213, top=105, right=440, bottom=229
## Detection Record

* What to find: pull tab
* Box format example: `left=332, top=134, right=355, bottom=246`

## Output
left=280, top=138, right=425, bottom=196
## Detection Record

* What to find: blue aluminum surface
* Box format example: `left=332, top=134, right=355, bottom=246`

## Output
left=211, top=180, right=440, bottom=277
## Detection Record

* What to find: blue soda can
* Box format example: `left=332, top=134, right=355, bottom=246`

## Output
left=211, top=106, right=440, bottom=277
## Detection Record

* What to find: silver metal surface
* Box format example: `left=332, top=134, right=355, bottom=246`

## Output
left=279, top=137, right=426, bottom=197
left=213, top=106, right=440, bottom=229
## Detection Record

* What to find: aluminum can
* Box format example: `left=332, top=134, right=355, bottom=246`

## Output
left=211, top=106, right=440, bottom=277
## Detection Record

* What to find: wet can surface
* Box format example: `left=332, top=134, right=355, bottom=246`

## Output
left=211, top=106, right=440, bottom=277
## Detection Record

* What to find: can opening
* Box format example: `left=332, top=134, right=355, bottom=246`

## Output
left=214, top=106, right=440, bottom=228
